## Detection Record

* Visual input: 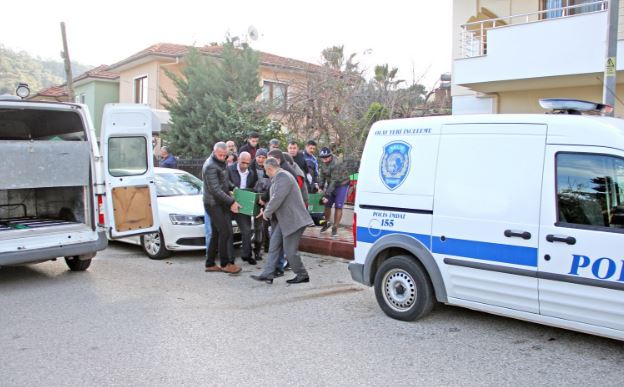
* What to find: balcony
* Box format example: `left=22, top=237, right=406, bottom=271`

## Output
left=454, top=1, right=622, bottom=93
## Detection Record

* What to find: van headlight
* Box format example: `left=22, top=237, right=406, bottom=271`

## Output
left=169, top=214, right=204, bottom=225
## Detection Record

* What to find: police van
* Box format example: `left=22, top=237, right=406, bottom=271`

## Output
left=350, top=99, right=624, bottom=341
left=0, top=91, right=159, bottom=271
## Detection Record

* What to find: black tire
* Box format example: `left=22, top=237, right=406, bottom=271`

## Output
left=374, top=255, right=435, bottom=321
left=140, top=230, right=172, bottom=260
left=65, top=256, right=92, bottom=271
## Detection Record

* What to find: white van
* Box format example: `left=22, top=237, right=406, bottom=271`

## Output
left=350, top=100, right=624, bottom=341
left=0, top=98, right=159, bottom=271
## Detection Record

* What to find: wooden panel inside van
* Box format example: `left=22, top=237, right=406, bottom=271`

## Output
left=111, top=186, right=154, bottom=232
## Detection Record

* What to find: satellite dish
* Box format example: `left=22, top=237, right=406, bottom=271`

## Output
left=248, top=25, right=259, bottom=41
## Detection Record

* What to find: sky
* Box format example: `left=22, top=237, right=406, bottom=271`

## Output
left=1, top=0, right=453, bottom=89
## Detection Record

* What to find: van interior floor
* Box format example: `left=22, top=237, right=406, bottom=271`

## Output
left=0, top=217, right=79, bottom=231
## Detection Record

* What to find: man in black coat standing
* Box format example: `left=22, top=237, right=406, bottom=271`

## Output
left=227, top=151, right=259, bottom=265
left=238, top=132, right=260, bottom=159
left=202, top=142, right=242, bottom=274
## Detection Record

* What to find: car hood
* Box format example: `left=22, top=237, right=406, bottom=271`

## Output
left=157, top=194, right=204, bottom=216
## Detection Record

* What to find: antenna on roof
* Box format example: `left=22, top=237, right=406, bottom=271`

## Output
left=248, top=25, right=259, bottom=41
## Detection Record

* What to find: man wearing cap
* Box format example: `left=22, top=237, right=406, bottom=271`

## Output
left=318, top=147, right=353, bottom=236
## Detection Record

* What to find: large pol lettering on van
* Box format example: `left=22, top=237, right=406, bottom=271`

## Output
left=380, top=141, right=411, bottom=190
left=569, top=254, right=624, bottom=282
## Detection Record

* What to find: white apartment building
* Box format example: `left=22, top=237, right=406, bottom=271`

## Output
left=453, top=0, right=624, bottom=116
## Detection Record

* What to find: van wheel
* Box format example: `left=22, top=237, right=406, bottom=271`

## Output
left=374, top=255, right=434, bottom=321
left=141, top=230, right=172, bottom=260
left=65, top=256, right=92, bottom=271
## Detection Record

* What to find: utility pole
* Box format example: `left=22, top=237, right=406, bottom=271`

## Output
left=603, top=0, right=619, bottom=116
left=60, top=22, right=74, bottom=101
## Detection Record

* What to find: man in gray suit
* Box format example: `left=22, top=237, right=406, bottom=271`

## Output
left=251, top=157, right=313, bottom=284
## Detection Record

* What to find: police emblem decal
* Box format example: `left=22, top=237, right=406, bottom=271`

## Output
left=380, top=141, right=411, bottom=190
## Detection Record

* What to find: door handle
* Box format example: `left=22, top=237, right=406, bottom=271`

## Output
left=546, top=234, right=576, bottom=245
left=504, top=229, right=531, bottom=240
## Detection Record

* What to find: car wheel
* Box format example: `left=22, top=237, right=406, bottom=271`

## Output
left=374, top=255, right=434, bottom=321
left=141, top=229, right=172, bottom=260
left=65, top=255, right=92, bottom=271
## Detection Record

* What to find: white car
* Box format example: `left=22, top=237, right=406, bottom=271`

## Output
left=117, top=167, right=240, bottom=259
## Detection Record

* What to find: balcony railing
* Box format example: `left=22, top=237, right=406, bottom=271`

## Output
left=460, top=0, right=608, bottom=58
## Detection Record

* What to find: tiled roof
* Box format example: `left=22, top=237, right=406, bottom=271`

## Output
left=74, top=65, right=119, bottom=82
left=32, top=85, right=68, bottom=97
left=109, top=42, right=323, bottom=72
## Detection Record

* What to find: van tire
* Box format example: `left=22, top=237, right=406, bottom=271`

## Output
left=374, top=255, right=434, bottom=321
left=65, top=256, right=92, bottom=271
left=141, top=230, right=172, bottom=260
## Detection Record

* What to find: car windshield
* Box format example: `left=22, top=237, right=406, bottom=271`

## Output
left=155, top=172, right=203, bottom=197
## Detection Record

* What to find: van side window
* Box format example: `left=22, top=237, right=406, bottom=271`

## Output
left=108, top=137, right=148, bottom=177
left=556, top=153, right=624, bottom=228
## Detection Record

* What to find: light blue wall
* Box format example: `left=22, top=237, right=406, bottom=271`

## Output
left=74, top=80, right=119, bottom=135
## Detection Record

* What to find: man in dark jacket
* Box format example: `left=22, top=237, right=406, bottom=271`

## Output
left=202, top=142, right=241, bottom=274
left=238, top=132, right=260, bottom=159
left=250, top=148, right=270, bottom=254
left=287, top=141, right=308, bottom=174
left=318, top=147, right=359, bottom=236
left=227, top=151, right=259, bottom=265
left=159, top=146, right=177, bottom=168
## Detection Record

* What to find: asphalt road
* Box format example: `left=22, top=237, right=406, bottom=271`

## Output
left=1, top=243, right=622, bottom=386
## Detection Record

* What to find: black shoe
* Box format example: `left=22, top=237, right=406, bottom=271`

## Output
left=320, top=221, right=332, bottom=232
left=250, top=275, right=273, bottom=284
left=254, top=252, right=263, bottom=261
left=273, top=269, right=284, bottom=278
left=286, top=275, right=310, bottom=284
left=246, top=257, right=257, bottom=265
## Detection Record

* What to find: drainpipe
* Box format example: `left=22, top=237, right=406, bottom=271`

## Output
left=603, top=0, right=619, bottom=116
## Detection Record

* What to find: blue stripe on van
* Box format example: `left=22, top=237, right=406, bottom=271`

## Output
left=356, top=227, right=538, bottom=267
left=431, top=237, right=538, bottom=267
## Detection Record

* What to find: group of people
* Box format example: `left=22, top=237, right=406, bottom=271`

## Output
left=164, top=131, right=358, bottom=285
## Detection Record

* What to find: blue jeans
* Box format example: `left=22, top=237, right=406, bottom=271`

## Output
left=204, top=210, right=212, bottom=254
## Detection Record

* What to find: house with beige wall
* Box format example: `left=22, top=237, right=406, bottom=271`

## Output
left=453, top=0, right=624, bottom=116
left=106, top=43, right=320, bottom=129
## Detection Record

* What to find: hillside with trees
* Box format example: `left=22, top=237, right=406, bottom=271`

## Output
left=0, top=45, right=92, bottom=95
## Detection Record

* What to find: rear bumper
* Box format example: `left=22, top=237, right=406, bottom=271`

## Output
left=348, top=262, right=368, bottom=285
left=0, top=231, right=107, bottom=266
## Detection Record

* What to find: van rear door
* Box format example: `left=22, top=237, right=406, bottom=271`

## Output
left=100, top=103, right=159, bottom=238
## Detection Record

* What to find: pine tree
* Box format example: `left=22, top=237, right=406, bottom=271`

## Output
left=162, top=40, right=277, bottom=158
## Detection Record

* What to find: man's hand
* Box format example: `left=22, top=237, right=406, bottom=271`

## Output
left=230, top=202, right=241, bottom=214
left=262, top=209, right=269, bottom=221
left=321, top=197, right=329, bottom=204
left=256, top=208, right=264, bottom=219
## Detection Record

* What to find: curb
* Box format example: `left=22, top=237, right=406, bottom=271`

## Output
left=299, top=235, right=354, bottom=260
